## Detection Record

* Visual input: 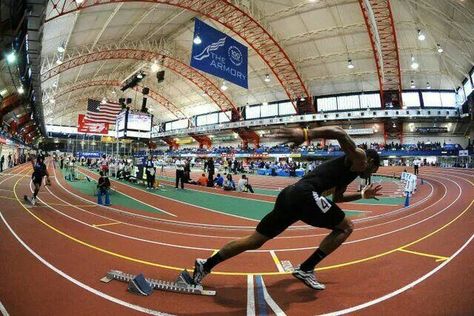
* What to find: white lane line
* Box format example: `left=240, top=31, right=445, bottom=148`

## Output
left=0, top=300, right=9, bottom=316
left=259, top=276, right=287, bottom=316
left=270, top=250, right=285, bottom=273
left=0, top=211, right=172, bottom=316
left=319, top=234, right=474, bottom=316
left=74, top=169, right=177, bottom=217
left=247, top=275, right=255, bottom=316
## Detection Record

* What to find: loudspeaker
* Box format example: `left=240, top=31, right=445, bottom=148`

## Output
left=126, top=98, right=132, bottom=104
left=142, top=87, right=149, bottom=95
left=157, top=71, right=165, bottom=83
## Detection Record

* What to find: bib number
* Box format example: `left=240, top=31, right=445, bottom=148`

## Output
left=312, top=192, right=331, bottom=213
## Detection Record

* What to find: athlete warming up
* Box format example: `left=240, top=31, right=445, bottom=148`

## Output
left=192, top=126, right=382, bottom=290
left=27, top=155, right=50, bottom=205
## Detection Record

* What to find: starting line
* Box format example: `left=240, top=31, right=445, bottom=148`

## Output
left=101, top=269, right=216, bottom=296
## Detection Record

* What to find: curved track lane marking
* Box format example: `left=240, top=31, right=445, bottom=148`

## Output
left=12, top=174, right=473, bottom=276
left=319, top=234, right=474, bottom=316
left=0, top=300, right=9, bottom=316
left=0, top=211, right=171, bottom=316
left=37, top=173, right=459, bottom=253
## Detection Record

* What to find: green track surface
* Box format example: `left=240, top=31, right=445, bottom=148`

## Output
left=64, top=176, right=166, bottom=215
left=78, top=168, right=367, bottom=220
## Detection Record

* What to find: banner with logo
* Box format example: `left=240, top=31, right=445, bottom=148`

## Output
left=190, top=19, right=248, bottom=89
left=78, top=114, right=109, bottom=135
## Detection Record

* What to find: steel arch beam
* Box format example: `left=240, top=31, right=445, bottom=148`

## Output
left=41, top=48, right=238, bottom=117
left=359, top=0, right=402, bottom=105
left=52, top=79, right=187, bottom=119
left=45, top=0, right=310, bottom=111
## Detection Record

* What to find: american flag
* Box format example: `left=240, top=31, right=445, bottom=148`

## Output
left=85, top=99, right=122, bottom=124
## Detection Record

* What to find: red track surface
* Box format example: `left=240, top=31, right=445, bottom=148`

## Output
left=0, top=164, right=473, bottom=315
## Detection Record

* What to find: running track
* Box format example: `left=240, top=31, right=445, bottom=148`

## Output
left=0, top=163, right=472, bottom=315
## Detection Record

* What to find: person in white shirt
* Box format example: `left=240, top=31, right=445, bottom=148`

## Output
left=175, top=158, right=185, bottom=189
left=237, top=174, right=254, bottom=193
left=413, top=158, right=421, bottom=175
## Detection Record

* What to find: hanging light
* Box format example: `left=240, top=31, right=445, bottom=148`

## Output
left=347, top=59, right=354, bottom=69
left=57, top=43, right=65, bottom=53
left=150, top=61, right=160, bottom=72
left=264, top=74, right=270, bottom=82
left=392, top=122, right=396, bottom=128
left=75, top=0, right=84, bottom=4
left=6, top=51, right=16, bottom=64
left=101, top=97, right=107, bottom=104
left=220, top=81, right=228, bottom=91
left=50, top=98, right=55, bottom=104
left=136, top=72, right=143, bottom=79
left=262, top=101, right=268, bottom=106
left=410, top=80, right=416, bottom=88
left=426, top=82, right=431, bottom=89
left=437, top=44, right=443, bottom=53
left=410, top=55, right=419, bottom=70
left=18, top=86, right=25, bottom=94
left=300, top=96, right=305, bottom=101
left=193, top=35, right=202, bottom=45
left=56, top=58, right=63, bottom=65
left=417, top=29, right=425, bottom=41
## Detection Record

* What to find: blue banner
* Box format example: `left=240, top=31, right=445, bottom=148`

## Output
left=76, top=152, right=102, bottom=158
left=191, top=19, right=248, bottom=89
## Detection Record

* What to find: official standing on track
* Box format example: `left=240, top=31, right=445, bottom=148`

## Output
left=175, top=157, right=185, bottom=189
left=192, top=126, right=382, bottom=290
left=413, top=157, right=421, bottom=175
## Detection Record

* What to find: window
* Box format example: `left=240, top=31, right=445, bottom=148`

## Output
left=219, top=111, right=231, bottom=123
left=360, top=93, right=381, bottom=109
left=317, top=97, right=337, bottom=111
left=165, top=119, right=188, bottom=131
left=246, top=105, right=260, bottom=119
left=440, top=92, right=456, bottom=107
left=260, top=102, right=278, bottom=117
left=337, top=95, right=360, bottom=110
left=464, top=79, right=473, bottom=98
left=278, top=102, right=296, bottom=115
left=422, top=92, right=442, bottom=107
left=402, top=92, right=420, bottom=107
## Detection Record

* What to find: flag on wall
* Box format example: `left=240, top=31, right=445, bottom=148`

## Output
left=85, top=99, right=121, bottom=124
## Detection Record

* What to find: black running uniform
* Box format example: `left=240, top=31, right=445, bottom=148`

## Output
left=32, top=161, right=47, bottom=185
left=256, top=155, right=358, bottom=238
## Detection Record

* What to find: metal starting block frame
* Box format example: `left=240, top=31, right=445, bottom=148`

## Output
left=100, top=269, right=216, bottom=296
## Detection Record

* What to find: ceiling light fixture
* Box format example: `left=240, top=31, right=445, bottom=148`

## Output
left=410, top=55, right=419, bottom=70
left=136, top=72, right=143, bottom=79
left=417, top=29, right=425, bottom=41
left=18, top=86, right=25, bottom=94
left=6, top=51, right=16, bottom=64
left=300, top=96, right=305, bottom=101
left=56, top=58, right=63, bottom=65
left=75, top=0, right=84, bottom=4
left=220, top=81, right=228, bottom=91
left=193, top=35, right=202, bottom=45
left=101, top=97, right=107, bottom=104
left=262, top=101, right=268, bottom=106
left=150, top=61, right=160, bottom=72
left=50, top=98, right=55, bottom=104
left=410, top=80, right=416, bottom=88
left=426, top=82, right=431, bottom=89
left=57, top=44, right=65, bottom=53
left=264, top=74, right=270, bottom=82
left=437, top=44, right=443, bottom=53
left=347, top=59, right=354, bottom=69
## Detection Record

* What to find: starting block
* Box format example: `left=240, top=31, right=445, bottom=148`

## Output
left=100, top=269, right=216, bottom=296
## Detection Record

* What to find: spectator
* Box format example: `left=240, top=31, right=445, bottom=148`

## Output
left=223, top=174, right=236, bottom=191
left=197, top=173, right=208, bottom=186
left=0, top=155, right=4, bottom=172
left=237, top=174, right=254, bottom=193
left=214, top=173, right=224, bottom=187
left=207, top=158, right=215, bottom=187
left=184, top=159, right=191, bottom=183
left=97, top=171, right=111, bottom=206
left=100, top=154, right=109, bottom=175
